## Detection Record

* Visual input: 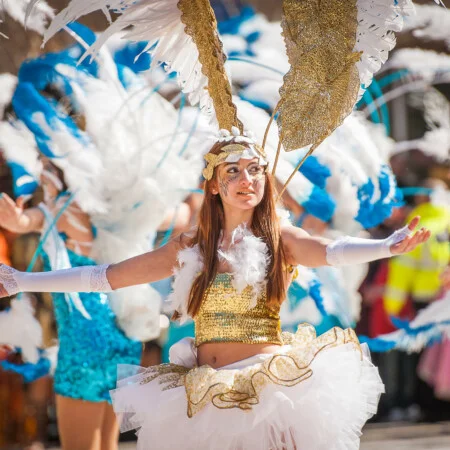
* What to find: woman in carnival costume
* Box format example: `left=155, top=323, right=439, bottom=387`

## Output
left=1, top=0, right=439, bottom=448
left=0, top=88, right=143, bottom=449
left=0, top=124, right=431, bottom=450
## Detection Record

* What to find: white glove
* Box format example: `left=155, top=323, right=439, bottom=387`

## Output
left=326, top=225, right=412, bottom=267
left=0, top=264, right=112, bottom=296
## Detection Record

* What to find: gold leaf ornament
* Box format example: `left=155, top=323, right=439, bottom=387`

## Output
left=277, top=0, right=362, bottom=152
left=178, top=0, right=243, bottom=132
left=202, top=144, right=248, bottom=180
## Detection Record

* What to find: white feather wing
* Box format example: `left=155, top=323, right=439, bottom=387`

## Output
left=41, top=0, right=218, bottom=127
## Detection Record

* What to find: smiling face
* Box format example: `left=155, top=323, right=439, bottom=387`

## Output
left=211, top=157, right=267, bottom=211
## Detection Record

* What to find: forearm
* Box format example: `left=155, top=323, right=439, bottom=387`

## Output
left=284, top=225, right=411, bottom=268
left=107, top=249, right=175, bottom=289
left=0, top=264, right=111, bottom=296
left=326, top=227, right=411, bottom=267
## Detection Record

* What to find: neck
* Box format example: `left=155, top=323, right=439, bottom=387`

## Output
left=222, top=205, right=254, bottom=241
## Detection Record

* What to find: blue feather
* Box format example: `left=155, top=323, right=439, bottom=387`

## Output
left=217, top=6, right=256, bottom=35
left=7, top=162, right=39, bottom=197
left=303, top=185, right=336, bottom=222
left=299, top=156, right=331, bottom=189
left=0, top=352, right=51, bottom=383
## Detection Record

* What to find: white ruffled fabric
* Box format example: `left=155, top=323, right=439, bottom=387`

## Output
left=111, top=331, right=384, bottom=450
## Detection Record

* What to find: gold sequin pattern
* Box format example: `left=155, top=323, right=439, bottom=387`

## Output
left=178, top=0, right=243, bottom=132
left=139, top=324, right=362, bottom=418
left=277, top=0, right=361, bottom=151
left=194, top=273, right=282, bottom=347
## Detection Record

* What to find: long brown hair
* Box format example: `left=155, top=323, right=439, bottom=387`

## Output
left=183, top=140, right=287, bottom=319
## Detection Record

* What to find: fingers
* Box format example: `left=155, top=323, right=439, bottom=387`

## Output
left=0, top=192, right=15, bottom=209
left=407, top=215, right=421, bottom=232
left=391, top=227, right=431, bottom=255
left=16, top=195, right=32, bottom=209
left=390, top=226, right=431, bottom=254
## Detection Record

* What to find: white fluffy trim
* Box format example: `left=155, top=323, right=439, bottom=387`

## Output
left=168, top=227, right=271, bottom=321
left=167, top=244, right=203, bottom=324
left=0, top=296, right=42, bottom=364
left=218, top=224, right=269, bottom=309
left=108, top=284, right=162, bottom=342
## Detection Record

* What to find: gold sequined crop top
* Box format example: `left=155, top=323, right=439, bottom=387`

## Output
left=194, top=273, right=282, bottom=347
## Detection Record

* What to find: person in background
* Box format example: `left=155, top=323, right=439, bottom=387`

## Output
left=418, top=266, right=450, bottom=420
left=382, top=179, right=450, bottom=421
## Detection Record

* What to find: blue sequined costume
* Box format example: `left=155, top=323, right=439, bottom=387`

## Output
left=42, top=249, right=142, bottom=403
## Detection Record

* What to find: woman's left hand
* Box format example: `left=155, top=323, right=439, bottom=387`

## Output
left=390, top=216, right=431, bottom=255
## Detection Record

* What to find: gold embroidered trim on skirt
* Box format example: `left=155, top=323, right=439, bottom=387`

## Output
left=139, top=324, right=361, bottom=418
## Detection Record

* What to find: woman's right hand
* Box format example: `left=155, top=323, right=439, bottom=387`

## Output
left=0, top=193, right=29, bottom=232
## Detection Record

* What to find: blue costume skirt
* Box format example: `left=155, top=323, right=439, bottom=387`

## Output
left=49, top=250, right=142, bottom=403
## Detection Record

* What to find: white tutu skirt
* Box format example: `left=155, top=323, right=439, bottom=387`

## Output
left=111, top=325, right=384, bottom=450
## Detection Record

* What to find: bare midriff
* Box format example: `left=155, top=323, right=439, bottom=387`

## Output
left=197, top=342, right=282, bottom=368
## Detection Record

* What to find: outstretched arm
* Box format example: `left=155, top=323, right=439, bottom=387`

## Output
left=107, top=239, right=179, bottom=289
left=0, top=238, right=180, bottom=298
left=282, top=216, right=431, bottom=268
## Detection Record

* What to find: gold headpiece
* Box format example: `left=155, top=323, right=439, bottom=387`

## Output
left=202, top=128, right=268, bottom=181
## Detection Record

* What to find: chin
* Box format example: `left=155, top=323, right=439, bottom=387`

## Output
left=235, top=198, right=262, bottom=210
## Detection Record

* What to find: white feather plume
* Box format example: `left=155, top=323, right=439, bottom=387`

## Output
left=402, top=3, right=450, bottom=49
left=0, top=296, right=43, bottom=364
left=32, top=112, right=108, bottom=215
left=42, top=345, right=58, bottom=375
left=41, top=0, right=221, bottom=127
left=0, top=120, right=42, bottom=182
left=54, top=56, right=206, bottom=339
left=0, top=73, right=17, bottom=115
left=108, top=285, right=162, bottom=342
left=0, top=0, right=53, bottom=35
left=394, top=88, right=450, bottom=161
left=354, top=0, right=415, bottom=98
left=383, top=48, right=450, bottom=78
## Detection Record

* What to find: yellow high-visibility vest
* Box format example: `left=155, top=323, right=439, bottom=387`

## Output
left=383, top=203, right=450, bottom=316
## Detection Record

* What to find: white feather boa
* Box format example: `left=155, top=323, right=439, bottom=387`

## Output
left=168, top=226, right=269, bottom=323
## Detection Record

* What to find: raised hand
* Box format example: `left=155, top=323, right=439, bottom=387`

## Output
left=0, top=193, right=30, bottom=232
left=390, top=216, right=431, bottom=255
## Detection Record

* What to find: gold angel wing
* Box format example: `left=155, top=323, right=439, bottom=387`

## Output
left=277, top=0, right=361, bottom=153
left=272, top=0, right=417, bottom=196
